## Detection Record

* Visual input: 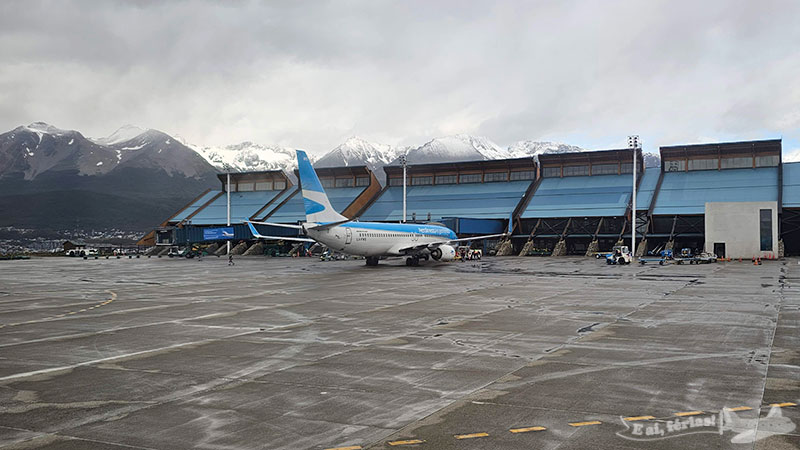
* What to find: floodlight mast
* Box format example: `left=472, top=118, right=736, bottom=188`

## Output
left=226, top=168, right=231, bottom=256
left=399, top=154, right=407, bottom=223
left=628, top=135, right=640, bottom=261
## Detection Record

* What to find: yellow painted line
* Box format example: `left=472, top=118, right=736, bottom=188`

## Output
left=454, top=432, right=489, bottom=439
left=67, top=312, right=77, bottom=315
left=728, top=406, right=752, bottom=411
left=324, top=446, right=361, bottom=450
left=770, top=402, right=797, bottom=407
left=387, top=439, right=425, bottom=446
left=79, top=309, right=87, bottom=312
left=569, top=421, right=601, bottom=427
left=509, top=426, right=546, bottom=433
left=674, top=411, right=704, bottom=417
left=624, top=415, right=655, bottom=421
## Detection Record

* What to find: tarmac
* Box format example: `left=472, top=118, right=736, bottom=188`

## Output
left=0, top=255, right=798, bottom=449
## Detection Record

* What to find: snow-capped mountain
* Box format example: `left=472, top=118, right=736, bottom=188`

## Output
left=91, top=125, right=148, bottom=146
left=185, top=141, right=299, bottom=173
left=0, top=122, right=118, bottom=179
left=315, top=136, right=397, bottom=168
left=393, top=134, right=507, bottom=165
left=507, top=140, right=583, bottom=158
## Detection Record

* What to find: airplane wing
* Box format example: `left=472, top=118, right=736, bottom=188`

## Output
left=247, top=222, right=316, bottom=242
left=396, top=232, right=508, bottom=254
left=245, top=220, right=304, bottom=230
left=445, top=233, right=508, bottom=244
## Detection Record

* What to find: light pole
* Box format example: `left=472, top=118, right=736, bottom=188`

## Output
left=226, top=168, right=231, bottom=256
left=628, top=135, right=640, bottom=260
left=399, top=154, right=407, bottom=223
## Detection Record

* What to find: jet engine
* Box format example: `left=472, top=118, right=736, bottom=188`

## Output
left=430, top=244, right=456, bottom=261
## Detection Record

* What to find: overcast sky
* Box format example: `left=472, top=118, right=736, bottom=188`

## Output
left=1, top=0, right=799, bottom=156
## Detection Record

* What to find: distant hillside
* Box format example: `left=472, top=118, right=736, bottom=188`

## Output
left=0, top=123, right=218, bottom=231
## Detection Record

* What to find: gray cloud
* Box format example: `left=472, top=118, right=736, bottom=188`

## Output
left=1, top=0, right=798, bottom=154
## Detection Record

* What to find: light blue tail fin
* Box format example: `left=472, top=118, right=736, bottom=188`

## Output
left=296, top=150, right=347, bottom=223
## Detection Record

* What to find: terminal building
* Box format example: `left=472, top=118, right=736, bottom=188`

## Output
left=141, top=138, right=796, bottom=259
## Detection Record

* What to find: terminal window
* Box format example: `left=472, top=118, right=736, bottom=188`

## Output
left=459, top=173, right=482, bottom=183
left=542, top=167, right=561, bottom=178
left=389, top=177, right=405, bottom=186
left=335, top=178, right=354, bottom=188
left=760, top=209, right=772, bottom=251
left=688, top=158, right=718, bottom=171
left=274, top=180, right=286, bottom=190
left=484, top=172, right=508, bottom=182
left=721, top=156, right=753, bottom=169
left=665, top=160, right=686, bottom=172
left=756, top=155, right=779, bottom=167
left=591, top=163, right=618, bottom=175
left=356, top=176, right=370, bottom=187
left=621, top=162, right=634, bottom=173
left=321, top=178, right=335, bottom=188
left=255, top=181, right=273, bottom=191
left=412, top=176, right=433, bottom=185
left=563, top=165, right=589, bottom=177
left=510, top=170, right=535, bottom=180
left=238, top=182, right=254, bottom=192
left=435, top=175, right=458, bottom=184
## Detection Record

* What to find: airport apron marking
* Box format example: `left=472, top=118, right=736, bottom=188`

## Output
left=454, top=432, right=489, bottom=439
left=623, top=416, right=655, bottom=421
left=387, top=439, right=425, bottom=446
left=569, top=421, right=602, bottom=427
left=674, top=411, right=704, bottom=417
left=509, top=426, right=546, bottom=433
left=0, top=290, right=116, bottom=328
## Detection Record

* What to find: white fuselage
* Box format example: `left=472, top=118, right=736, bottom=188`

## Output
left=306, top=222, right=455, bottom=257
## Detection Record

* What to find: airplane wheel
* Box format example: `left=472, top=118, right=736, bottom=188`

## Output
left=406, top=257, right=413, bottom=266
left=366, top=257, right=379, bottom=266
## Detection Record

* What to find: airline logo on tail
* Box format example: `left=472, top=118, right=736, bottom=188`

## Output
left=296, top=150, right=347, bottom=223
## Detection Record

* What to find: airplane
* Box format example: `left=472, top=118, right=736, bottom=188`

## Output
left=246, top=150, right=509, bottom=266
left=221, top=230, right=234, bottom=238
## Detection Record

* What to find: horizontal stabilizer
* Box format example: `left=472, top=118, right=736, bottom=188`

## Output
left=308, top=218, right=353, bottom=231
left=248, top=222, right=315, bottom=242
left=245, top=220, right=304, bottom=230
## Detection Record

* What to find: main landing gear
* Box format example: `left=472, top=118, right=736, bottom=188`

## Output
left=405, top=256, right=420, bottom=266
left=365, top=256, right=380, bottom=266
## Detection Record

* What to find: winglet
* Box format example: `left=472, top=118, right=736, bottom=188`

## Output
left=247, top=222, right=264, bottom=239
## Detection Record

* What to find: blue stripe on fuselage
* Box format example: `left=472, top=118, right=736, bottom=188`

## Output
left=334, top=222, right=457, bottom=240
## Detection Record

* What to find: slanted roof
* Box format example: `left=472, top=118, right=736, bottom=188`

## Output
left=361, top=181, right=531, bottom=222
left=188, top=190, right=284, bottom=225
left=636, top=167, right=660, bottom=211
left=652, top=167, right=779, bottom=215
left=522, top=174, right=632, bottom=218
left=170, top=190, right=221, bottom=224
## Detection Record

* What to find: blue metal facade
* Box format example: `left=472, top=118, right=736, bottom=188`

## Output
left=170, top=190, right=221, bottom=223
left=522, top=174, right=632, bottom=218
left=360, top=181, right=530, bottom=222
left=783, top=162, right=800, bottom=208
left=264, top=187, right=367, bottom=223
left=652, top=167, right=779, bottom=215
left=188, top=190, right=284, bottom=225
left=636, top=167, right=660, bottom=211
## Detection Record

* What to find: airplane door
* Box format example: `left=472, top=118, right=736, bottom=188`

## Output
left=345, top=228, right=352, bottom=244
